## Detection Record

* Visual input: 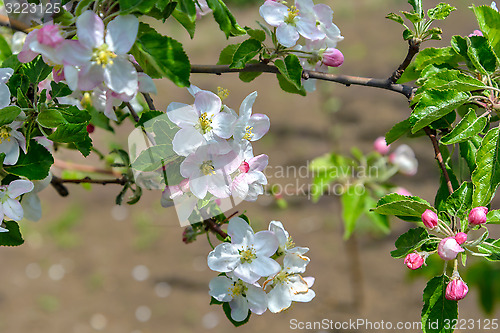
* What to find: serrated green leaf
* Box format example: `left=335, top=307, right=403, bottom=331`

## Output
left=239, top=69, right=262, bottom=82
left=0, top=106, right=22, bottom=126
left=410, top=89, right=469, bottom=133
left=364, top=196, right=390, bottom=234
left=217, top=43, right=240, bottom=65
left=408, top=0, right=423, bottom=16
left=22, top=56, right=51, bottom=84
left=472, top=128, right=500, bottom=206
left=386, top=12, right=405, bottom=24
left=4, top=141, right=54, bottom=180
left=230, top=39, right=262, bottom=69
left=427, top=3, right=456, bottom=20
left=276, top=74, right=306, bottom=96
left=471, top=5, right=500, bottom=59
left=441, top=109, right=488, bottom=144
left=486, top=209, right=500, bottom=224
left=391, top=227, right=428, bottom=258
left=275, top=55, right=303, bottom=90
left=418, top=69, right=486, bottom=92
left=246, top=28, right=266, bottom=42
left=206, top=0, right=246, bottom=38
left=398, top=47, right=461, bottom=83
left=0, top=221, right=24, bottom=246
left=119, top=0, right=158, bottom=14
left=172, top=9, right=196, bottom=38
left=402, top=11, right=421, bottom=24
left=385, top=118, right=411, bottom=144
left=441, top=182, right=473, bottom=226
left=467, top=36, right=498, bottom=74
left=459, top=135, right=480, bottom=174
left=421, top=275, right=457, bottom=333
left=374, top=193, right=433, bottom=220
left=50, top=82, right=72, bottom=99
left=403, top=28, right=414, bottom=41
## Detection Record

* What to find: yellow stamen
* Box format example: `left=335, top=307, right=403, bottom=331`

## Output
left=217, top=87, right=230, bottom=100
left=81, top=92, right=92, bottom=108
left=200, top=161, right=215, bottom=175
left=0, top=126, right=12, bottom=144
left=230, top=280, right=248, bottom=297
left=92, top=44, right=117, bottom=68
left=240, top=248, right=257, bottom=263
left=242, top=126, right=254, bottom=141
left=285, top=6, right=300, bottom=24
left=198, top=113, right=213, bottom=134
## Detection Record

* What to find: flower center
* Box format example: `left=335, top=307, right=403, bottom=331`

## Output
left=217, top=87, right=229, bottom=101
left=200, top=160, right=215, bottom=176
left=92, top=44, right=117, bottom=68
left=285, top=6, right=299, bottom=25
left=243, top=126, right=254, bottom=141
left=0, top=126, right=12, bottom=144
left=274, top=271, right=289, bottom=284
left=230, top=280, right=248, bottom=297
left=198, top=113, right=213, bottom=134
left=81, top=92, right=93, bottom=108
left=239, top=248, right=257, bottom=263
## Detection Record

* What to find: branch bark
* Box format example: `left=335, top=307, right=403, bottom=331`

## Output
left=204, top=218, right=228, bottom=239
left=388, top=38, right=421, bottom=83
left=190, top=64, right=415, bottom=99
left=424, top=127, right=454, bottom=195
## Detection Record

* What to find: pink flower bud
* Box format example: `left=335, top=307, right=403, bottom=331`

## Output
left=394, top=187, right=412, bottom=196
left=404, top=252, right=424, bottom=270
left=438, top=237, right=465, bottom=261
left=455, top=232, right=467, bottom=245
left=322, top=48, right=344, bottom=67
left=468, top=206, right=488, bottom=225
left=468, top=30, right=483, bottom=37
left=421, top=209, right=438, bottom=229
left=239, top=161, right=250, bottom=173
left=374, top=136, right=390, bottom=155
left=445, top=278, right=469, bottom=301
left=37, top=24, right=64, bottom=48
left=182, top=226, right=196, bottom=244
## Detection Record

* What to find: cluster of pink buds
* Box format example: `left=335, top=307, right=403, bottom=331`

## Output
left=373, top=137, right=418, bottom=176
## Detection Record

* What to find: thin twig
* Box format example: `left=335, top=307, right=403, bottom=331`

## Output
left=424, top=127, right=454, bottom=195
left=190, top=64, right=415, bottom=99
left=388, top=38, right=421, bottom=83
left=51, top=175, right=127, bottom=185
left=125, top=102, right=140, bottom=122
left=204, top=218, right=228, bottom=239
left=53, top=159, right=123, bottom=177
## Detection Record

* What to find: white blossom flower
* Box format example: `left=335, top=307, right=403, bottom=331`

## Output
left=209, top=273, right=267, bottom=321
left=168, top=89, right=236, bottom=156
left=0, top=121, right=27, bottom=165
left=0, top=67, right=13, bottom=108
left=389, top=144, right=418, bottom=176
left=295, top=0, right=344, bottom=47
left=161, top=179, right=198, bottom=222
left=231, top=142, right=268, bottom=201
left=263, top=254, right=315, bottom=313
left=259, top=0, right=325, bottom=47
left=21, top=174, right=52, bottom=222
left=207, top=217, right=281, bottom=284
left=0, top=179, right=34, bottom=228
left=233, top=92, right=270, bottom=142
left=268, top=221, right=310, bottom=260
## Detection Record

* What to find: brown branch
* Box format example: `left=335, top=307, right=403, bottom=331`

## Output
left=424, top=127, right=454, bottom=195
left=0, top=14, right=31, bottom=32
left=125, top=102, right=140, bottom=122
left=52, top=175, right=127, bottom=185
left=388, top=38, right=421, bottom=83
left=191, top=64, right=415, bottom=99
left=53, top=159, right=123, bottom=177
left=204, top=218, right=228, bottom=239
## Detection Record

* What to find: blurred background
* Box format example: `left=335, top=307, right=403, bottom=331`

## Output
left=1, top=0, right=500, bottom=332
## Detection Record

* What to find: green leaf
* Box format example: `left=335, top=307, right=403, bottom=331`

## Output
left=386, top=12, right=405, bottom=24
left=441, top=182, right=473, bottom=227
left=0, top=35, right=12, bottom=63
left=136, top=111, right=163, bottom=128
left=471, top=5, right=500, bottom=59
left=146, top=1, right=178, bottom=21
left=391, top=227, right=428, bottom=258
left=341, top=187, right=366, bottom=239
left=398, top=47, right=461, bottom=83
left=486, top=210, right=500, bottom=224
left=0, top=221, right=24, bottom=246
left=172, top=9, right=196, bottom=38
left=275, top=54, right=303, bottom=90
left=374, top=193, right=434, bottom=221
left=246, top=28, right=266, bottom=42
left=364, top=196, right=390, bottom=234
left=408, top=0, right=423, bottom=16
left=37, top=109, right=68, bottom=128
left=4, top=141, right=54, bottom=180
left=136, top=31, right=191, bottom=86
left=50, top=82, right=72, bottom=99
left=477, top=239, right=500, bottom=261
left=276, top=74, right=306, bottom=96
left=177, top=0, right=197, bottom=21
left=402, top=11, right=421, bottom=24
left=239, top=65, right=262, bottom=82
left=410, top=89, right=469, bottom=133
left=0, top=106, right=22, bottom=126
left=222, top=302, right=250, bottom=327
left=459, top=135, right=480, bottom=173
left=427, top=3, right=456, bottom=20
left=217, top=43, right=240, bottom=65
left=418, top=69, right=487, bottom=92
left=440, top=109, right=488, bottom=144
left=385, top=118, right=412, bottom=144
left=421, top=275, right=458, bottom=333
left=22, top=56, right=52, bottom=84
left=467, top=36, right=498, bottom=75
left=206, top=0, right=246, bottom=38
left=229, top=39, right=262, bottom=69
left=119, top=0, right=158, bottom=14
left=472, top=128, right=500, bottom=206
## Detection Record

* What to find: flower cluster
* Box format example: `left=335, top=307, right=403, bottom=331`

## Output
left=259, top=0, right=344, bottom=91
left=17, top=11, right=156, bottom=120
left=160, top=87, right=270, bottom=222
left=0, top=179, right=35, bottom=232
left=402, top=206, right=494, bottom=301
left=374, top=136, right=419, bottom=176
left=207, top=217, right=314, bottom=321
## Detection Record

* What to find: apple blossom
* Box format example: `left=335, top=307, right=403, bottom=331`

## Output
left=161, top=179, right=198, bottom=222
left=389, top=144, right=418, bottom=176
left=209, top=273, right=267, bottom=321
left=295, top=0, right=344, bottom=47
left=231, top=142, right=269, bottom=201
left=264, top=253, right=315, bottom=313
left=268, top=221, right=310, bottom=261
left=404, top=252, right=424, bottom=270
left=374, top=136, right=391, bottom=155
left=468, top=206, right=488, bottom=225
left=438, top=237, right=465, bottom=261
left=0, top=179, right=34, bottom=226
left=0, top=121, right=27, bottom=165
left=468, top=29, right=483, bottom=37
left=259, top=0, right=325, bottom=47
left=207, top=217, right=281, bottom=284
left=0, top=67, right=13, bottom=108
left=394, top=187, right=412, bottom=196
left=445, top=277, right=469, bottom=301
left=455, top=232, right=467, bottom=245
left=21, top=174, right=52, bottom=222
left=322, top=48, right=344, bottom=67
left=421, top=209, right=438, bottom=229
left=233, top=92, right=270, bottom=143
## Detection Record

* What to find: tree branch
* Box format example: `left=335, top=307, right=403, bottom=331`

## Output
left=204, top=218, right=228, bottom=239
left=190, top=64, right=415, bottom=99
left=50, top=175, right=127, bottom=197
left=424, top=127, right=454, bottom=195
left=388, top=38, right=421, bottom=84
left=53, top=159, right=123, bottom=177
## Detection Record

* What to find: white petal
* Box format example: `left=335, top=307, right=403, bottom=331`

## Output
left=58, top=40, right=92, bottom=66
left=166, top=103, right=198, bottom=127
left=239, top=91, right=258, bottom=119
left=173, top=127, right=205, bottom=157
left=267, top=283, right=292, bottom=313
left=8, top=179, right=34, bottom=198
left=248, top=154, right=268, bottom=172
left=276, top=24, right=300, bottom=47
left=104, top=57, right=138, bottom=95
left=0, top=83, right=11, bottom=109
left=229, top=296, right=249, bottom=322
left=259, top=2, right=288, bottom=26
left=231, top=175, right=250, bottom=200
left=302, top=276, right=315, bottom=288
left=63, top=66, right=79, bottom=91
left=194, top=91, right=221, bottom=117
left=4, top=198, right=24, bottom=221
left=20, top=192, right=41, bottom=222
left=247, top=114, right=270, bottom=141
left=207, top=172, right=231, bottom=198
left=296, top=18, right=326, bottom=40
left=227, top=217, right=253, bottom=244
left=0, top=68, right=13, bottom=82
left=172, top=194, right=198, bottom=222
left=254, top=231, right=279, bottom=257
left=78, top=64, right=104, bottom=91
left=208, top=276, right=233, bottom=302
left=233, top=262, right=261, bottom=284
left=283, top=253, right=310, bottom=274
left=106, top=15, right=138, bottom=54
left=246, top=285, right=267, bottom=315
left=291, top=289, right=315, bottom=302
left=250, top=256, right=281, bottom=277
left=76, top=10, right=104, bottom=48
left=188, top=176, right=209, bottom=199
left=0, top=141, right=20, bottom=165
left=212, top=112, right=236, bottom=139
left=268, top=221, right=288, bottom=247
left=138, top=73, right=157, bottom=94
left=187, top=85, right=202, bottom=97
left=207, top=243, right=240, bottom=272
